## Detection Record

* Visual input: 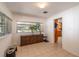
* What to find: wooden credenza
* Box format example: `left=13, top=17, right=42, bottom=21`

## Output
left=20, top=34, right=44, bottom=46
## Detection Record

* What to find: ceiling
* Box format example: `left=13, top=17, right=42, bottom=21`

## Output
left=5, top=2, right=79, bottom=18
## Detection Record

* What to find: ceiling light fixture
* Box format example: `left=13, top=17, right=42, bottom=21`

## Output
left=37, top=2, right=48, bottom=8
left=43, top=11, right=48, bottom=14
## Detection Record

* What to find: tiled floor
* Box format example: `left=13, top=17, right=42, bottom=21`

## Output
left=16, top=42, right=76, bottom=57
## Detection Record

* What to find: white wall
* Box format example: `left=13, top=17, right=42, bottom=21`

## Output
left=12, top=13, right=46, bottom=45
left=0, top=3, right=13, bottom=56
left=46, top=5, right=79, bottom=56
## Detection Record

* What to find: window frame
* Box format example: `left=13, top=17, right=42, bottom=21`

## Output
left=0, top=12, right=12, bottom=37
left=16, top=21, right=42, bottom=33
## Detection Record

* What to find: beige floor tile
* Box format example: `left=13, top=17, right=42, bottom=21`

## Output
left=16, top=42, right=76, bottom=57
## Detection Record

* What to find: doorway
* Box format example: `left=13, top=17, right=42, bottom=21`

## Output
left=54, top=18, right=62, bottom=47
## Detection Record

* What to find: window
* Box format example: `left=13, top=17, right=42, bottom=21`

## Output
left=17, top=22, right=42, bottom=33
left=0, top=12, right=12, bottom=37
